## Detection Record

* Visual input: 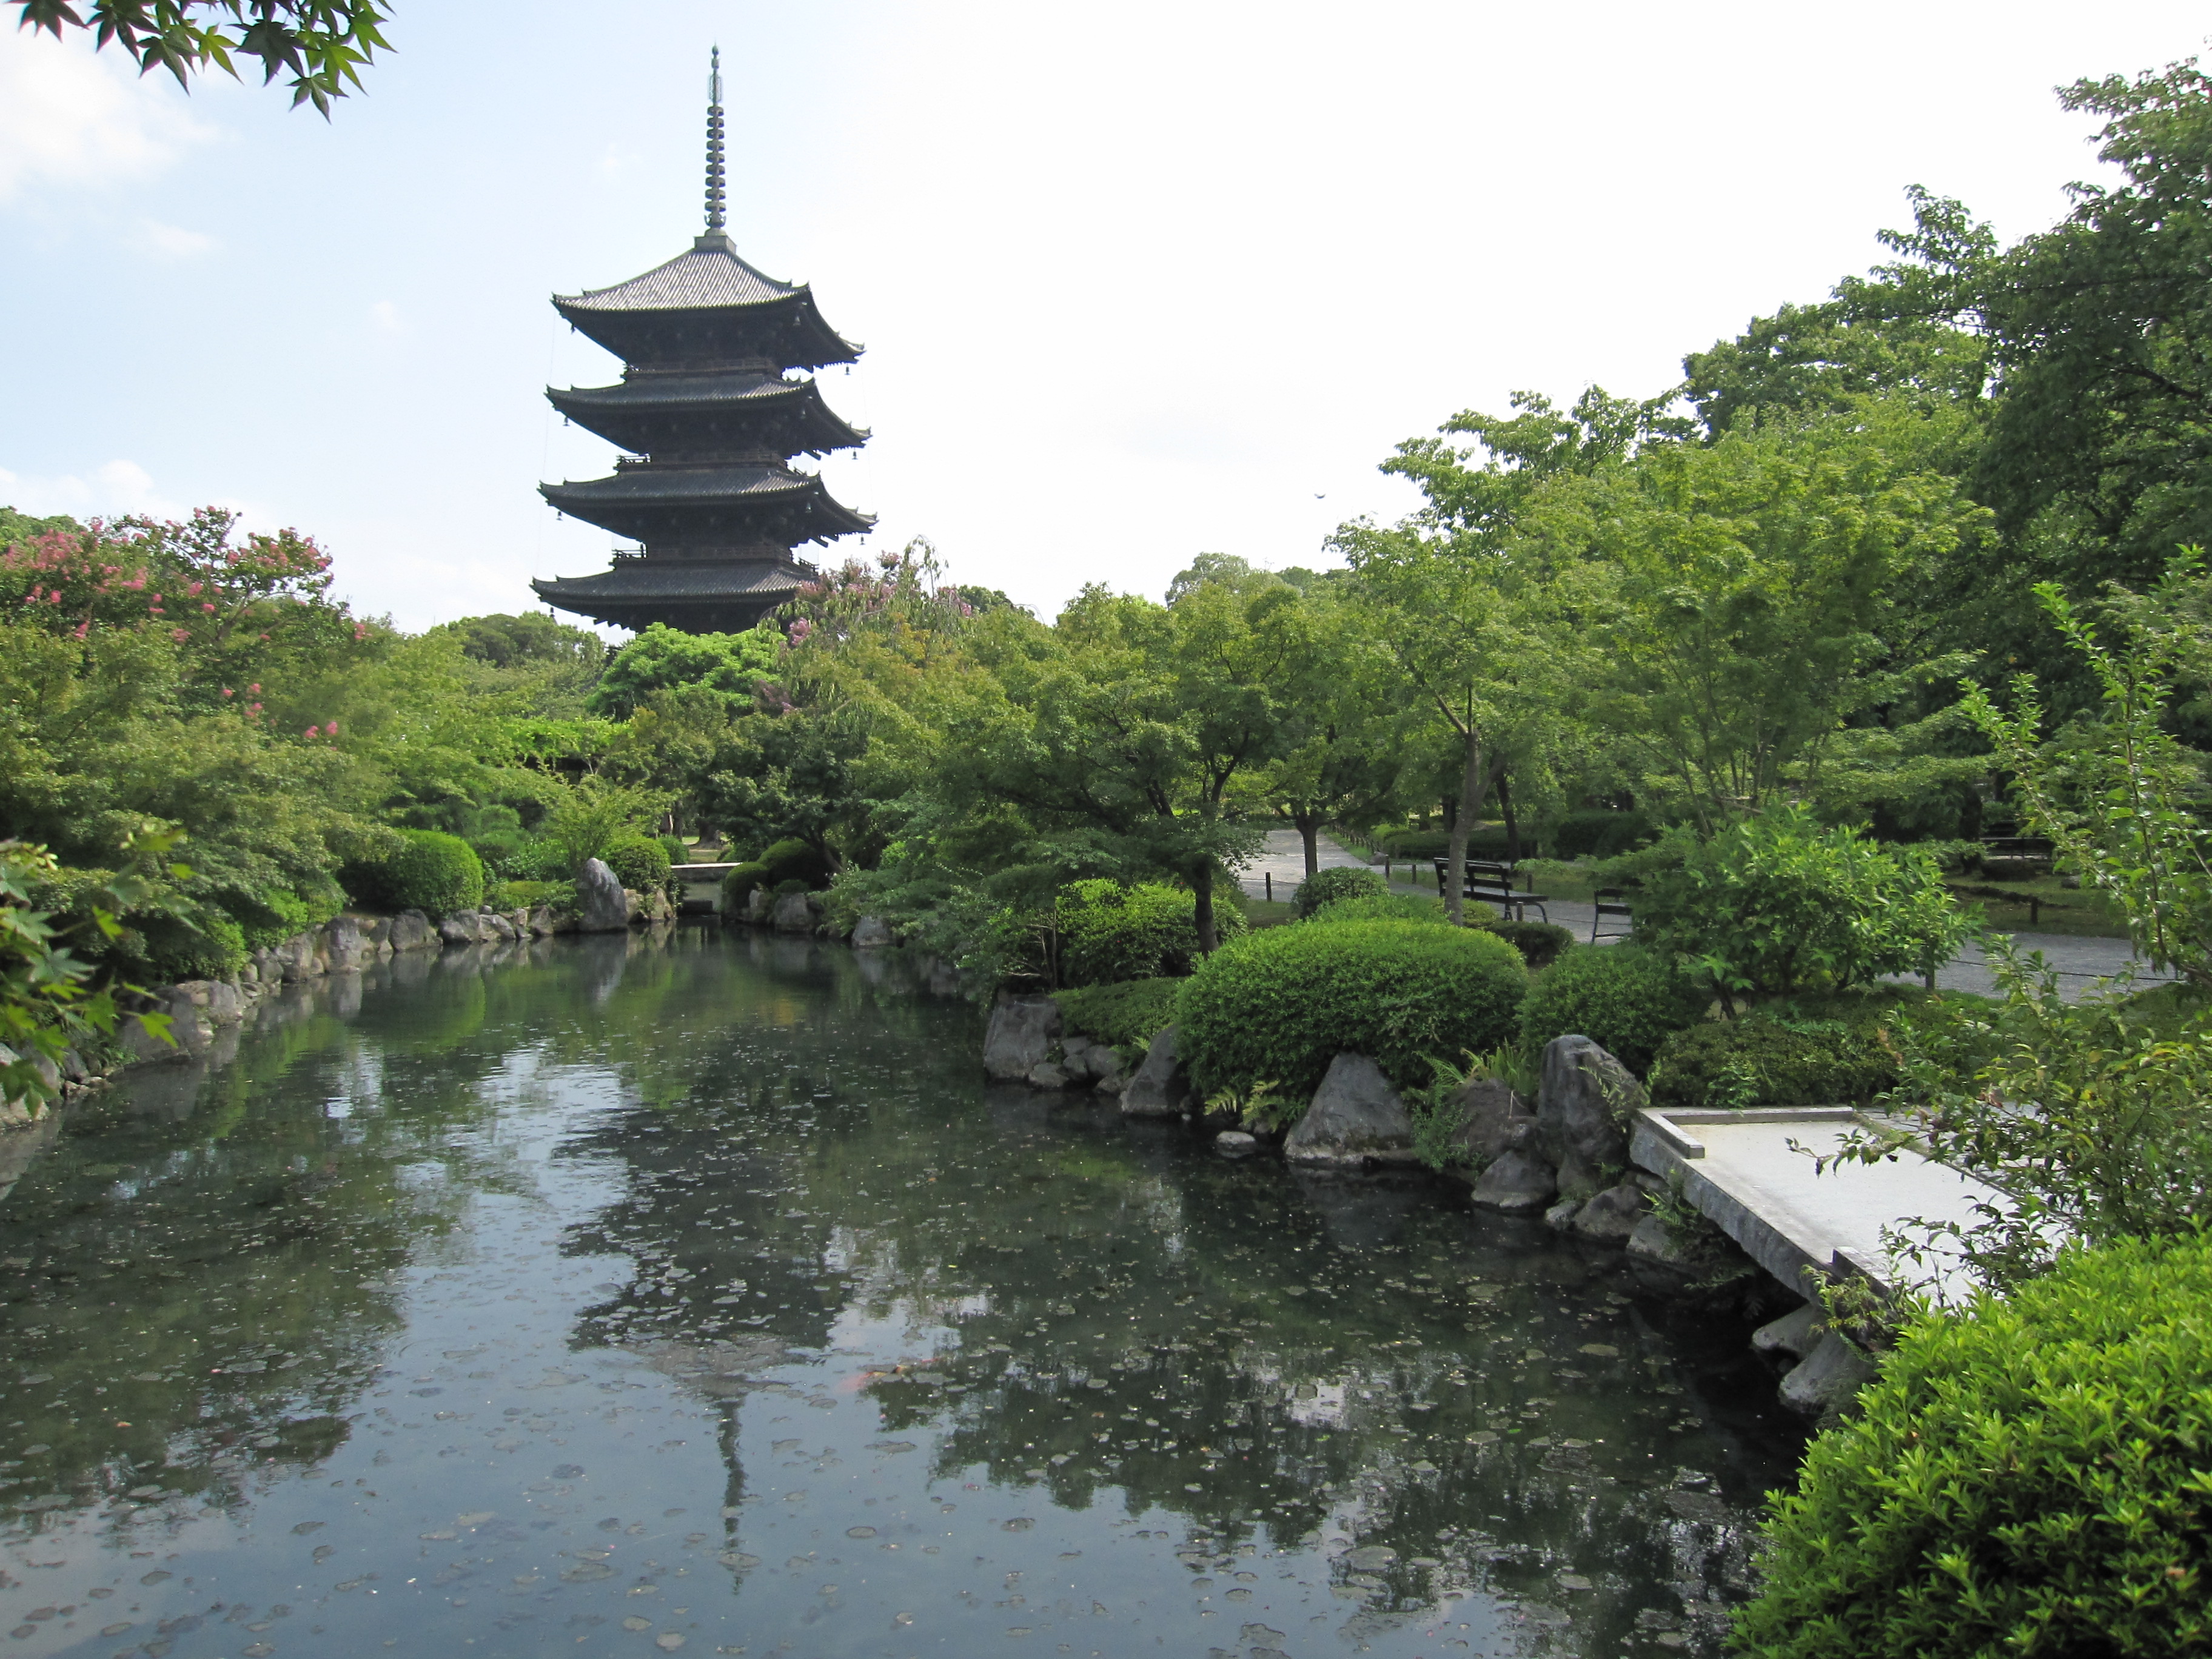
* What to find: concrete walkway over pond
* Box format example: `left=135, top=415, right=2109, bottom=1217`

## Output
left=1235, top=830, right=2170, bottom=1003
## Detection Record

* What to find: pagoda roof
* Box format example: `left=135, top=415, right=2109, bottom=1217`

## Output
left=553, top=235, right=859, bottom=372
left=532, top=558, right=811, bottom=603
left=540, top=463, right=873, bottom=544
left=547, top=370, right=865, bottom=455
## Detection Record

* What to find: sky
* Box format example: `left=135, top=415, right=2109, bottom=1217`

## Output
left=2, top=2, right=2210, bottom=638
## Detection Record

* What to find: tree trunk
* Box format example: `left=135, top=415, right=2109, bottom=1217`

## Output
left=1193, top=864, right=1220, bottom=954
left=1498, top=768, right=1519, bottom=863
left=1443, top=727, right=1489, bottom=928
left=1298, top=814, right=1320, bottom=877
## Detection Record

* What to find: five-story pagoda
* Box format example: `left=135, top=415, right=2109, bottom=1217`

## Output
left=531, top=50, right=870, bottom=634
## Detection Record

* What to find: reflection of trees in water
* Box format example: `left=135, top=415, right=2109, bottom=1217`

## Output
left=0, top=946, right=577, bottom=1529
left=537, top=927, right=1800, bottom=1652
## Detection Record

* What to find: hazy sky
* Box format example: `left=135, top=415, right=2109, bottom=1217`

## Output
left=3, top=3, right=2208, bottom=636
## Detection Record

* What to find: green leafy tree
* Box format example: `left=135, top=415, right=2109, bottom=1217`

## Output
left=541, top=779, right=662, bottom=875
left=586, top=622, right=781, bottom=720
left=15, top=0, right=391, bottom=114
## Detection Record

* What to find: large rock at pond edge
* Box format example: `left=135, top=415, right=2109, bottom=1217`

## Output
left=1470, top=1147, right=1558, bottom=1213
left=745, top=886, right=773, bottom=926
left=1444, top=1077, right=1534, bottom=1167
left=1777, top=1330, right=1879, bottom=1419
left=983, top=996, right=1062, bottom=1082
left=1537, top=1035, right=1644, bottom=1201
left=438, top=912, right=483, bottom=946
left=576, top=859, right=630, bottom=933
left=324, top=914, right=371, bottom=971
left=1571, top=1179, right=1647, bottom=1244
left=389, top=910, right=436, bottom=951
left=771, top=891, right=817, bottom=934
left=1121, top=1026, right=1195, bottom=1118
left=1284, top=1054, right=1420, bottom=1165
left=1627, top=1212, right=1698, bottom=1272
left=851, top=915, right=894, bottom=950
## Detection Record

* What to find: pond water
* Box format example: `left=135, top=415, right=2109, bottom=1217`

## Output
left=0, top=929, right=1806, bottom=1659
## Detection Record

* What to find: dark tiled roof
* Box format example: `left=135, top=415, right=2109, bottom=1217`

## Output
left=543, top=463, right=820, bottom=505
left=557, top=243, right=798, bottom=313
left=532, top=560, right=810, bottom=600
left=551, top=370, right=802, bottom=409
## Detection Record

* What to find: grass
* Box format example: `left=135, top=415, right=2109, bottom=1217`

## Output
left=1943, top=875, right=2130, bottom=940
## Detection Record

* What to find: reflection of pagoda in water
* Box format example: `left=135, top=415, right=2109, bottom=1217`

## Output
left=532, top=49, right=871, bottom=634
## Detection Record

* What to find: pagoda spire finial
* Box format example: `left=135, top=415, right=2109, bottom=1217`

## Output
left=703, top=46, right=726, bottom=234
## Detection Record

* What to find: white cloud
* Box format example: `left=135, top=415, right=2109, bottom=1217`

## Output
left=0, top=26, right=218, bottom=203
left=133, top=218, right=216, bottom=258
left=0, top=458, right=191, bottom=521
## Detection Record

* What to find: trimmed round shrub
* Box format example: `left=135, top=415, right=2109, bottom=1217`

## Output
left=1310, top=891, right=1450, bottom=927
left=1176, top=920, right=1529, bottom=1099
left=1517, top=944, right=1706, bottom=1075
left=1057, top=880, right=1245, bottom=985
left=603, top=834, right=671, bottom=895
left=1480, top=917, right=1573, bottom=971
left=1291, top=865, right=1385, bottom=917
left=771, top=877, right=809, bottom=897
left=757, top=837, right=833, bottom=890
left=719, top=861, right=771, bottom=911
left=1732, top=1232, right=2212, bottom=1658
left=659, top=834, right=689, bottom=866
left=347, top=829, right=484, bottom=915
left=1647, top=1014, right=1900, bottom=1110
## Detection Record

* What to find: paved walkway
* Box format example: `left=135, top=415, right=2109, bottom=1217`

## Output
left=1234, top=831, right=2168, bottom=1001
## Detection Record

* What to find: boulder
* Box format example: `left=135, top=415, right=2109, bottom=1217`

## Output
left=1544, top=1196, right=1584, bottom=1231
left=745, top=886, right=773, bottom=927
left=983, top=996, right=1062, bottom=1082
left=1444, top=1076, right=1535, bottom=1167
left=576, top=858, right=630, bottom=933
left=851, top=915, right=895, bottom=950
left=1027, top=1062, right=1071, bottom=1090
left=201, top=980, right=243, bottom=1025
left=1777, top=1330, right=1879, bottom=1419
left=1571, top=1179, right=1647, bottom=1244
left=643, top=890, right=676, bottom=925
left=771, top=891, right=816, bottom=934
left=528, top=905, right=557, bottom=937
left=509, top=908, right=532, bottom=936
left=324, top=914, right=372, bottom=970
left=1752, top=1301, right=1828, bottom=1364
left=1121, top=1025, right=1195, bottom=1118
left=1284, top=1054, right=1419, bottom=1165
left=389, top=910, right=436, bottom=952
left=1469, top=1147, right=1559, bottom=1213
left=1537, top=1035, right=1643, bottom=1201
left=484, top=911, right=518, bottom=942
left=438, top=913, right=483, bottom=946
left=1215, top=1130, right=1258, bottom=1157
left=1627, top=1213, right=1697, bottom=1272
left=1088, top=1045, right=1127, bottom=1083
left=1059, top=1034, right=1097, bottom=1079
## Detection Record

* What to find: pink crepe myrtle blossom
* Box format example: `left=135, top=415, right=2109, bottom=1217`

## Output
left=324, top=722, right=338, bottom=736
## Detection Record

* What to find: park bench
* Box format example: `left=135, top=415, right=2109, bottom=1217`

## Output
left=1591, top=887, right=1632, bottom=943
left=1435, top=858, right=1550, bottom=922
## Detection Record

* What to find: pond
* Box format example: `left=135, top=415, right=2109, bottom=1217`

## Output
left=0, top=929, right=1806, bottom=1658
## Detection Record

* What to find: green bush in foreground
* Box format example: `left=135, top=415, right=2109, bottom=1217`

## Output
left=1518, top=944, right=1706, bottom=1076
left=346, top=830, right=484, bottom=916
left=1481, top=917, right=1574, bottom=971
left=602, top=834, right=671, bottom=896
left=1177, top=919, right=1528, bottom=1101
left=1731, top=1233, right=2212, bottom=1657
left=1057, top=879, right=1244, bottom=985
left=1290, top=865, right=1384, bottom=917
left=1052, top=977, right=1179, bottom=1061
left=1309, top=891, right=1450, bottom=927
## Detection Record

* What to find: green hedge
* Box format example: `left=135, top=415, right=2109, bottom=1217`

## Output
left=1481, top=918, right=1573, bottom=971
left=1517, top=944, right=1706, bottom=1075
left=344, top=829, right=485, bottom=916
left=1309, top=891, right=1450, bottom=927
left=1375, top=826, right=1521, bottom=861
left=1177, top=919, right=1529, bottom=1100
left=1052, top=977, right=1180, bottom=1060
left=1057, top=879, right=1244, bottom=985
left=603, top=834, right=671, bottom=895
left=135, top=908, right=247, bottom=983
left=1648, top=1014, right=1898, bottom=1110
left=719, top=861, right=772, bottom=910
left=1733, top=1233, right=2212, bottom=1657
left=1290, top=865, right=1385, bottom=917
left=1550, top=809, right=1654, bottom=860
left=757, top=837, right=833, bottom=890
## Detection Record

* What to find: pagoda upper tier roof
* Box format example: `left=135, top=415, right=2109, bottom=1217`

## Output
left=547, top=370, right=865, bottom=457
left=540, top=463, right=873, bottom=545
left=532, top=558, right=811, bottom=603
left=554, top=235, right=859, bottom=372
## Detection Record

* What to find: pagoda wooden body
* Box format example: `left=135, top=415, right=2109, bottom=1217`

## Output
left=532, top=56, right=868, bottom=634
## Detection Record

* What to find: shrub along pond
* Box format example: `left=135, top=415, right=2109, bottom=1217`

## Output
left=0, top=928, right=1806, bottom=1658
